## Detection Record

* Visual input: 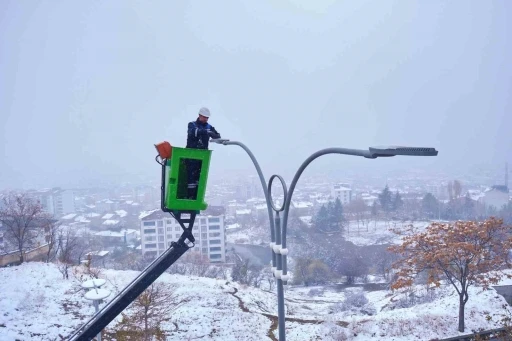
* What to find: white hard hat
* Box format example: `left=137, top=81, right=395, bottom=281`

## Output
left=198, top=107, right=211, bottom=118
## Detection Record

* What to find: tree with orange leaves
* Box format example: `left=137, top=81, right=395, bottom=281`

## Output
left=389, top=218, right=512, bottom=332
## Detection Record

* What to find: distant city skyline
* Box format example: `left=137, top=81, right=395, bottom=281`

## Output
left=2, top=161, right=509, bottom=195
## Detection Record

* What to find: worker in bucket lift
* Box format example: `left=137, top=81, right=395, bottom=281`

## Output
left=185, top=107, right=221, bottom=199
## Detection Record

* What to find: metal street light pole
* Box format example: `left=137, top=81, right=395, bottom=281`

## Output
left=211, top=139, right=279, bottom=272
left=212, top=140, right=438, bottom=341
left=267, top=175, right=288, bottom=341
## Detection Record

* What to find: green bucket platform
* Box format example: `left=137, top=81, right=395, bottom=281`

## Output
left=164, top=147, right=212, bottom=211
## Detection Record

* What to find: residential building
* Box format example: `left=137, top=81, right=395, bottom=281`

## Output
left=94, top=229, right=138, bottom=245
left=36, top=190, right=55, bottom=215
left=226, top=201, right=247, bottom=216
left=54, top=189, right=75, bottom=216
left=481, top=185, right=509, bottom=210
left=140, top=206, right=226, bottom=262
left=30, top=188, right=76, bottom=216
left=291, top=201, right=314, bottom=216
left=360, top=193, right=378, bottom=206
left=331, top=183, right=352, bottom=205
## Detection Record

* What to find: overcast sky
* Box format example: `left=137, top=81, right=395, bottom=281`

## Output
left=1, top=0, right=511, bottom=190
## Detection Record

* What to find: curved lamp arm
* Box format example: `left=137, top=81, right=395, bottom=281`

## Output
left=211, top=139, right=276, bottom=243
left=281, top=147, right=373, bottom=248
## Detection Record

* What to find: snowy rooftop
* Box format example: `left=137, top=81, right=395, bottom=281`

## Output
left=226, top=223, right=241, bottom=230
left=102, top=219, right=119, bottom=226
left=115, top=210, right=128, bottom=217
left=228, top=202, right=247, bottom=208
left=94, top=229, right=136, bottom=237
left=467, top=189, right=485, bottom=201
left=139, top=209, right=159, bottom=220
left=74, top=216, right=91, bottom=223
left=292, top=201, right=313, bottom=208
left=85, top=250, right=110, bottom=257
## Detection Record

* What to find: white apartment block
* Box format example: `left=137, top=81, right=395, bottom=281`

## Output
left=54, top=189, right=76, bottom=216
left=30, top=188, right=76, bottom=217
left=140, top=206, right=226, bottom=263
left=331, top=183, right=352, bottom=205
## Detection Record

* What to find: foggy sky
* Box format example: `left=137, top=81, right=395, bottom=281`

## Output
left=1, top=0, right=511, bottom=190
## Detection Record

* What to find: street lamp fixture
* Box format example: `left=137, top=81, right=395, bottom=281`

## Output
left=368, top=146, right=438, bottom=158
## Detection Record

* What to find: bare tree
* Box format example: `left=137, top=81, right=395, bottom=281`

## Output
left=346, top=199, right=367, bottom=233
left=108, top=282, right=189, bottom=341
left=58, top=228, right=80, bottom=279
left=292, top=257, right=331, bottom=286
left=334, top=246, right=370, bottom=285
left=453, top=180, right=462, bottom=199
left=293, top=257, right=314, bottom=286
left=447, top=181, right=454, bottom=201
left=231, top=256, right=263, bottom=287
left=71, top=231, right=94, bottom=265
left=43, top=217, right=61, bottom=263
left=261, top=265, right=275, bottom=291
left=0, top=192, right=47, bottom=263
left=355, top=199, right=368, bottom=226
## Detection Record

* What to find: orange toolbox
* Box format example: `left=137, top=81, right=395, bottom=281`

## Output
left=154, top=141, right=172, bottom=159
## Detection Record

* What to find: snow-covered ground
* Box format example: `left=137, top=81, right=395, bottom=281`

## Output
left=344, top=220, right=431, bottom=246
left=1, top=262, right=512, bottom=340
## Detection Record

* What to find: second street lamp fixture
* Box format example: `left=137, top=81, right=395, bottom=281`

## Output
left=368, top=146, right=439, bottom=158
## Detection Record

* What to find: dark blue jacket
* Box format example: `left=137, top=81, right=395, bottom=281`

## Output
left=186, top=119, right=221, bottom=149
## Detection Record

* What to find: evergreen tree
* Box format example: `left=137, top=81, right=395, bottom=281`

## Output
left=326, top=198, right=344, bottom=232
left=371, top=201, right=378, bottom=217
left=378, top=185, right=393, bottom=212
left=422, top=193, right=438, bottom=219
left=453, top=180, right=462, bottom=198
left=313, top=205, right=329, bottom=232
left=463, top=194, right=475, bottom=219
left=333, top=197, right=344, bottom=226
left=392, top=192, right=404, bottom=211
left=325, top=201, right=336, bottom=232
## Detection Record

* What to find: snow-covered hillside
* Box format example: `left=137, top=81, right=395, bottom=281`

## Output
left=1, top=262, right=511, bottom=340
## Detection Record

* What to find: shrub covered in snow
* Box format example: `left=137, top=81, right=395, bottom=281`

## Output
left=330, top=290, right=376, bottom=316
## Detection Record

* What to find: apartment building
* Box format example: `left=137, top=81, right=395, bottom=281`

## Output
left=29, top=188, right=76, bottom=217
left=482, top=185, right=510, bottom=210
left=140, top=206, right=226, bottom=262
left=331, top=183, right=352, bottom=205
